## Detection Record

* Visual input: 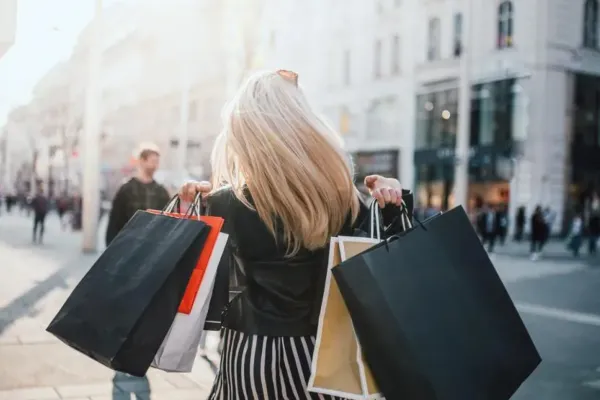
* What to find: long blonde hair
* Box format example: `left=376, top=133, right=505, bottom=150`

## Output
left=211, top=70, right=359, bottom=256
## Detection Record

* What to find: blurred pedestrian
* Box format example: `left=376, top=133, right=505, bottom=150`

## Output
left=542, top=207, right=556, bottom=248
left=497, top=204, right=508, bottom=246
left=567, top=212, right=584, bottom=257
left=56, top=193, right=69, bottom=230
left=32, top=187, right=49, bottom=244
left=530, top=205, right=546, bottom=261
left=587, top=212, right=600, bottom=256
left=105, top=143, right=170, bottom=246
left=514, top=206, right=525, bottom=242
left=477, top=203, right=498, bottom=253
left=71, top=194, right=83, bottom=231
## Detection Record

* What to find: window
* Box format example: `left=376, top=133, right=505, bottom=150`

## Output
left=415, top=89, right=459, bottom=149
left=188, top=101, right=197, bottom=121
left=391, top=35, right=401, bottom=75
left=583, top=0, right=598, bottom=48
left=497, top=1, right=514, bottom=49
left=427, top=18, right=441, bottom=61
left=374, top=39, right=382, bottom=78
left=453, top=13, right=463, bottom=57
left=343, top=50, right=351, bottom=85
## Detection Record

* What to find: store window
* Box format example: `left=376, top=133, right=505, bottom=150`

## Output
left=497, top=1, right=514, bottom=49
left=470, top=79, right=515, bottom=147
left=415, top=89, right=459, bottom=149
left=583, top=0, right=598, bottom=49
left=573, top=74, right=600, bottom=147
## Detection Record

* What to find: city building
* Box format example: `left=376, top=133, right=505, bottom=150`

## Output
left=0, top=0, right=16, bottom=59
left=412, top=0, right=600, bottom=233
left=3, top=0, right=252, bottom=196
left=258, top=0, right=415, bottom=191
left=0, top=0, right=17, bottom=190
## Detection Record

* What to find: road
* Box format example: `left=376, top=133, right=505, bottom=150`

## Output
left=0, top=212, right=599, bottom=399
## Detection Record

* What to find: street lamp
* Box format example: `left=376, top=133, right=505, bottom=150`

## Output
left=82, top=0, right=103, bottom=253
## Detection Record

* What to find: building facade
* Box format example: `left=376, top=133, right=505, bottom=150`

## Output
left=3, top=0, right=246, bottom=196
left=411, top=0, right=600, bottom=234
left=0, top=0, right=16, bottom=59
left=257, top=0, right=415, bottom=191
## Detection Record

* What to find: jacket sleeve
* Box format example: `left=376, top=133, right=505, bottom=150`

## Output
left=105, top=186, right=128, bottom=246
left=203, top=187, right=238, bottom=331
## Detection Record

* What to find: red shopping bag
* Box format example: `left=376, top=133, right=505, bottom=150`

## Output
left=147, top=209, right=224, bottom=314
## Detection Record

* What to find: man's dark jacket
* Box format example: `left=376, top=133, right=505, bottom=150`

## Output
left=105, top=178, right=170, bottom=246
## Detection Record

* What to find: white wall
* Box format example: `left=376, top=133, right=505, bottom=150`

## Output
left=0, top=0, right=17, bottom=59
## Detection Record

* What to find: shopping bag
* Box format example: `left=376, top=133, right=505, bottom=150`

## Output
left=308, top=205, right=384, bottom=400
left=47, top=200, right=210, bottom=377
left=152, top=232, right=229, bottom=372
left=147, top=199, right=225, bottom=314
left=333, top=206, right=541, bottom=400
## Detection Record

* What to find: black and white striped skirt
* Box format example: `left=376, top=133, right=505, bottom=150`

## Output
left=208, top=328, right=347, bottom=400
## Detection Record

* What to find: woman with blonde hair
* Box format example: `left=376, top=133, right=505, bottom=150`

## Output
left=179, top=70, right=411, bottom=399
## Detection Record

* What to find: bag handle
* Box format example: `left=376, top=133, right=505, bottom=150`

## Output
left=161, top=193, right=204, bottom=217
left=370, top=200, right=383, bottom=240
left=185, top=192, right=204, bottom=217
left=399, top=199, right=413, bottom=231
left=162, top=195, right=180, bottom=214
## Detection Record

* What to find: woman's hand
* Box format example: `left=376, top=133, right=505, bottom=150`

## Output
left=364, top=175, right=403, bottom=208
left=178, top=181, right=213, bottom=203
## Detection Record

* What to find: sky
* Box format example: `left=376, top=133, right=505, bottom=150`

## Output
left=0, top=0, right=128, bottom=126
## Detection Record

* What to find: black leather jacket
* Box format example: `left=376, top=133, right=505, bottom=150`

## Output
left=205, top=186, right=414, bottom=337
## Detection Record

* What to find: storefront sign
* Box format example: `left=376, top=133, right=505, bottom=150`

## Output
left=352, top=150, right=399, bottom=185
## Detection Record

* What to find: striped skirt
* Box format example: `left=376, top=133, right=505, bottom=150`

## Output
left=208, top=328, right=347, bottom=400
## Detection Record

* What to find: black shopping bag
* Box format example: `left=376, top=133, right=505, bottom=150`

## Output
left=47, top=210, right=209, bottom=377
left=332, top=206, right=541, bottom=400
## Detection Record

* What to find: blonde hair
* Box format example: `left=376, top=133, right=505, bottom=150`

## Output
left=211, top=70, right=359, bottom=256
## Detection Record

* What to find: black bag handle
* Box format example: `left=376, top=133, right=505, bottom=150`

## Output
left=185, top=192, right=204, bottom=217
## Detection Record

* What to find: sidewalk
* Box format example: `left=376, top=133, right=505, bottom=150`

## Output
left=0, top=213, right=216, bottom=400
left=493, top=238, right=577, bottom=261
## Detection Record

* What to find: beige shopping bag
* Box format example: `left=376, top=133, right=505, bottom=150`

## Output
left=307, top=236, right=383, bottom=400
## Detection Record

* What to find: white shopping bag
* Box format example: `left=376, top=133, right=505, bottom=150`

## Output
left=152, top=233, right=229, bottom=372
left=308, top=205, right=386, bottom=400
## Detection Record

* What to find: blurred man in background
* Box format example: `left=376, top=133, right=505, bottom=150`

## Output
left=105, top=143, right=170, bottom=246
left=32, top=186, right=50, bottom=244
left=477, top=203, right=499, bottom=253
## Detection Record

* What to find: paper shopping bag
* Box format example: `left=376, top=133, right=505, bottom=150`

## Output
left=333, top=207, right=541, bottom=400
left=307, top=237, right=383, bottom=400
left=147, top=208, right=224, bottom=314
left=47, top=210, right=209, bottom=377
left=152, top=233, right=229, bottom=372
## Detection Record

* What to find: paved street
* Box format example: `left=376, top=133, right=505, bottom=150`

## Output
left=1, top=212, right=599, bottom=399
left=0, top=213, right=217, bottom=399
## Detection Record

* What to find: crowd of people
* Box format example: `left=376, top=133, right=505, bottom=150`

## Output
left=417, top=199, right=600, bottom=261
left=0, top=190, right=83, bottom=243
